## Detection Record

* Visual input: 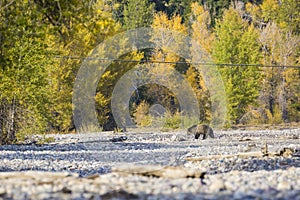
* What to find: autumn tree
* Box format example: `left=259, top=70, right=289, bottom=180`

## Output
left=129, top=12, right=191, bottom=127
left=259, top=23, right=299, bottom=122
left=35, top=0, right=122, bottom=131
left=188, top=2, right=215, bottom=123
left=246, top=0, right=300, bottom=123
left=148, top=12, right=188, bottom=112
left=260, top=0, right=300, bottom=122
left=260, top=0, right=300, bottom=34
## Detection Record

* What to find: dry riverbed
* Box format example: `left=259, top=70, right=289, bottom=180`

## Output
left=0, top=128, right=299, bottom=199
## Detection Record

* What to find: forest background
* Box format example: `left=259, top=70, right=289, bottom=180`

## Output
left=0, top=0, right=299, bottom=144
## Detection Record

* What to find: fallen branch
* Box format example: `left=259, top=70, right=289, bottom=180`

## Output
left=112, top=165, right=205, bottom=179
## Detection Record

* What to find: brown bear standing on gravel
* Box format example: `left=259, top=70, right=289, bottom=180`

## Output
left=187, top=124, right=214, bottom=140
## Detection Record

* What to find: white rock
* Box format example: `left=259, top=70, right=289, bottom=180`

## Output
left=209, top=179, right=225, bottom=192
left=277, top=181, right=292, bottom=190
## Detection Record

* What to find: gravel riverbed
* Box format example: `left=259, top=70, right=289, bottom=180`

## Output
left=0, top=129, right=299, bottom=199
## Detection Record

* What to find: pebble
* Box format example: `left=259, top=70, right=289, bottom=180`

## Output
left=209, top=179, right=226, bottom=192
left=0, top=187, right=6, bottom=195
left=0, top=129, right=299, bottom=199
left=277, top=181, right=292, bottom=190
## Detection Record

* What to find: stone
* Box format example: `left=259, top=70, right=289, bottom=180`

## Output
left=171, top=134, right=187, bottom=142
left=101, top=189, right=139, bottom=200
left=110, top=136, right=128, bottom=142
left=0, top=187, right=6, bottom=196
left=209, top=179, right=226, bottom=192
left=277, top=181, right=292, bottom=190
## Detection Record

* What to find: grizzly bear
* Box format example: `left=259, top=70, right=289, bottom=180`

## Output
left=187, top=124, right=214, bottom=139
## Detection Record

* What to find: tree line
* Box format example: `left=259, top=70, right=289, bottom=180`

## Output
left=0, top=0, right=299, bottom=144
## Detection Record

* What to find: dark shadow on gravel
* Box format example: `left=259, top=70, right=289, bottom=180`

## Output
left=0, top=167, right=112, bottom=177
left=134, top=189, right=299, bottom=200
left=0, top=141, right=202, bottom=151
left=0, top=143, right=88, bottom=151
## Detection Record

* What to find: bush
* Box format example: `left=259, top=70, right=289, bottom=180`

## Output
left=163, top=110, right=181, bottom=129
left=133, top=101, right=152, bottom=127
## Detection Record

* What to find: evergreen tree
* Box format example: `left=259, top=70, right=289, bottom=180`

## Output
left=123, top=0, right=154, bottom=29
left=151, top=0, right=193, bottom=22
left=167, top=0, right=194, bottom=22
left=203, top=0, right=232, bottom=26
left=213, top=7, right=262, bottom=124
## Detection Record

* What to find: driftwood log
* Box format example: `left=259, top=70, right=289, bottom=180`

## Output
left=112, top=165, right=205, bottom=179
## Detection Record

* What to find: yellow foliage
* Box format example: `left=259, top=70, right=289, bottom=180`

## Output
left=245, top=2, right=262, bottom=26
left=152, top=12, right=187, bottom=33
left=261, top=0, right=279, bottom=22
left=191, top=2, right=214, bottom=53
left=133, top=101, right=152, bottom=127
left=95, top=92, right=110, bottom=125
left=151, top=12, right=187, bottom=63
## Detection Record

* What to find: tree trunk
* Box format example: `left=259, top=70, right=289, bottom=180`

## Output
left=0, top=103, right=3, bottom=145
left=3, top=98, right=17, bottom=144
left=279, top=66, right=288, bottom=122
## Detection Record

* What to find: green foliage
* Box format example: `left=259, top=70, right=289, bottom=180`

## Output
left=0, top=1, right=53, bottom=144
left=36, top=136, right=56, bottom=145
left=260, top=0, right=300, bottom=33
left=163, top=111, right=181, bottom=129
left=202, top=0, right=232, bottom=26
left=123, top=0, right=154, bottom=29
left=133, top=102, right=198, bottom=130
left=268, top=105, right=284, bottom=125
left=213, top=8, right=262, bottom=124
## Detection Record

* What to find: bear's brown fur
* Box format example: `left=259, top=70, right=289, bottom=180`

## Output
left=187, top=124, right=214, bottom=139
